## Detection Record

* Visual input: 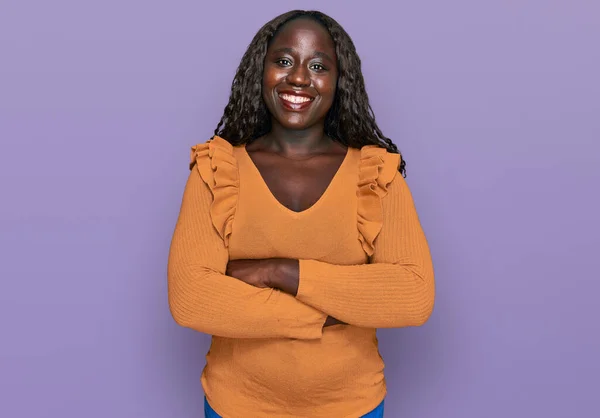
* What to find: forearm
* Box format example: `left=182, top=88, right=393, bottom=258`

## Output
left=168, top=261, right=327, bottom=339
left=295, top=259, right=434, bottom=328
left=263, top=259, right=346, bottom=327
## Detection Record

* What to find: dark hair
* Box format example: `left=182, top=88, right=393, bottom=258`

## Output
left=214, top=10, right=406, bottom=176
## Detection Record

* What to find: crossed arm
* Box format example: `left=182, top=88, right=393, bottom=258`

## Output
left=225, top=258, right=345, bottom=327
left=168, top=168, right=434, bottom=339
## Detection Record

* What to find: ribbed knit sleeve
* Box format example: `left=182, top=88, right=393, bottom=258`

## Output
left=296, top=174, right=435, bottom=328
left=168, top=168, right=328, bottom=339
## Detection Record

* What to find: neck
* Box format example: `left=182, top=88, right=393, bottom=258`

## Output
left=262, top=121, right=331, bottom=157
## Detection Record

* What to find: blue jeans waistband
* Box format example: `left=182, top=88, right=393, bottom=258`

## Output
left=204, top=397, right=385, bottom=417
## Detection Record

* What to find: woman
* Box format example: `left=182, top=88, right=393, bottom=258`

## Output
left=168, top=9, right=435, bottom=418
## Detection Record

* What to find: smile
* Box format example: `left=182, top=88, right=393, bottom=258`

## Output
left=277, top=93, right=315, bottom=111
left=278, top=94, right=314, bottom=103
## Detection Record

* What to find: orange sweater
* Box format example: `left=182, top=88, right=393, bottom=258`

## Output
left=168, top=136, right=435, bottom=418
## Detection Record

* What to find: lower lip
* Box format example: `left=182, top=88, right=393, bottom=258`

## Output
left=278, top=95, right=315, bottom=111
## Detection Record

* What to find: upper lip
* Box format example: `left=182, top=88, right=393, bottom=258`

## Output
left=278, top=90, right=316, bottom=100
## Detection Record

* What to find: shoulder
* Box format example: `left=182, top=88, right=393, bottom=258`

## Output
left=356, top=145, right=403, bottom=255
left=189, top=136, right=237, bottom=170
left=188, top=136, right=239, bottom=246
left=357, top=144, right=402, bottom=192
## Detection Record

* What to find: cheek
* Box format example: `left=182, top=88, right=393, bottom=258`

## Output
left=319, top=76, right=337, bottom=93
left=262, top=74, right=277, bottom=105
left=263, top=67, right=286, bottom=88
left=316, top=76, right=337, bottom=99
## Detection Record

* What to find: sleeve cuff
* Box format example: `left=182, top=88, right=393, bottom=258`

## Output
left=297, top=259, right=325, bottom=305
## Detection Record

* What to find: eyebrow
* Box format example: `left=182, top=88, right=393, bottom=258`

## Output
left=271, top=47, right=334, bottom=63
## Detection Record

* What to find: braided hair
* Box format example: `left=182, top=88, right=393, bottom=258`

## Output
left=214, top=10, right=406, bottom=176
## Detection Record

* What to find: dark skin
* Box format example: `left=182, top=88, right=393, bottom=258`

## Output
left=225, top=18, right=346, bottom=328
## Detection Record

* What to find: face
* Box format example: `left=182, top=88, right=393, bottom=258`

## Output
left=262, top=18, right=338, bottom=131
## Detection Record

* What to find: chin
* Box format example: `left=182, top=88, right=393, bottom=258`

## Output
left=275, top=113, right=313, bottom=130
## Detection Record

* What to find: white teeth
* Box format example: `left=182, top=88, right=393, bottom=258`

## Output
left=279, top=94, right=312, bottom=104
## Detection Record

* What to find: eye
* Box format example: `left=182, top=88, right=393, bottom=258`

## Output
left=276, top=58, right=292, bottom=67
left=310, top=63, right=327, bottom=72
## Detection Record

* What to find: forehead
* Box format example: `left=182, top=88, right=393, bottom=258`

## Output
left=269, top=18, right=336, bottom=55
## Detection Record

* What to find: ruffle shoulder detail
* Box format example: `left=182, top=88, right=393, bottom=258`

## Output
left=190, top=136, right=238, bottom=247
left=357, top=145, right=402, bottom=256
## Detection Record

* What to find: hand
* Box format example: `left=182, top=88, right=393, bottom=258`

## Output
left=323, top=316, right=346, bottom=328
left=226, top=259, right=274, bottom=288
left=226, top=258, right=300, bottom=296
left=269, top=259, right=299, bottom=296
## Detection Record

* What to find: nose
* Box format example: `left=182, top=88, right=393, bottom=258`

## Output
left=286, top=64, right=310, bottom=87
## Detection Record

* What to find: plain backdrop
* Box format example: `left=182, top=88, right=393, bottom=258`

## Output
left=1, top=1, right=598, bottom=417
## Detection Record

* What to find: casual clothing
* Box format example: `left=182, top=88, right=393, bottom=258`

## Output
left=168, top=136, right=434, bottom=418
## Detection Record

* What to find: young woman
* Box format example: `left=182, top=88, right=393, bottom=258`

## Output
left=168, top=10, right=435, bottom=418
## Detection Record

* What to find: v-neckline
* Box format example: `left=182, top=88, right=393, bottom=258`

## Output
left=240, top=145, right=352, bottom=217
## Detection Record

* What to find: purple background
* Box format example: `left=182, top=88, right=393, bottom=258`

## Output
left=1, top=1, right=598, bottom=417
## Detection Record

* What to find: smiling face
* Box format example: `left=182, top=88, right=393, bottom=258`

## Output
left=262, top=18, right=338, bottom=132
